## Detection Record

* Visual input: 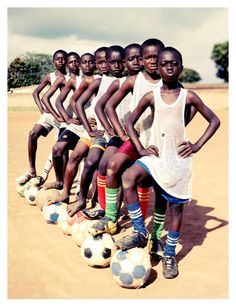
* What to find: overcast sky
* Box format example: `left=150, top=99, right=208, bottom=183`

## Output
left=7, top=6, right=228, bottom=84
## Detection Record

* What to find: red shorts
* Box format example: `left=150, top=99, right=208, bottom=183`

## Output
left=117, top=139, right=140, bottom=162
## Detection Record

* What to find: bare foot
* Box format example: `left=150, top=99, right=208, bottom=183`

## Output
left=44, top=181, right=63, bottom=190
left=66, top=202, right=86, bottom=217
left=48, top=194, right=70, bottom=205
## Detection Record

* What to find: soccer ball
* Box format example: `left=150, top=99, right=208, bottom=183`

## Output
left=58, top=208, right=84, bottom=236
left=16, top=178, right=33, bottom=198
left=24, top=183, right=39, bottom=205
left=42, top=202, right=64, bottom=224
left=35, top=188, right=61, bottom=210
left=71, top=218, right=95, bottom=247
left=110, top=247, right=152, bottom=289
left=81, top=233, right=117, bottom=268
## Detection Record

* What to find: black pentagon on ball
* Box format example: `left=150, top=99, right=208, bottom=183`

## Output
left=93, top=234, right=103, bottom=241
left=119, top=272, right=133, bottom=286
left=111, top=262, right=122, bottom=276
left=29, top=195, right=35, bottom=201
left=103, top=248, right=112, bottom=259
left=132, top=265, right=146, bottom=279
left=84, top=248, right=93, bottom=258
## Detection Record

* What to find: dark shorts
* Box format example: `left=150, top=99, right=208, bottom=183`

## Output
left=90, top=136, right=107, bottom=151
left=57, top=129, right=80, bottom=150
left=107, top=136, right=123, bottom=148
left=117, top=139, right=140, bottom=161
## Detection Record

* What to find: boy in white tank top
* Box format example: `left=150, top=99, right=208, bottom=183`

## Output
left=88, top=39, right=165, bottom=236
left=43, top=53, right=96, bottom=190
left=16, top=49, right=67, bottom=185
left=115, top=47, right=220, bottom=279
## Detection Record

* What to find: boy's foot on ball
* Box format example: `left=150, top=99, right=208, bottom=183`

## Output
left=115, top=231, right=148, bottom=250
left=66, top=202, right=86, bottom=217
left=16, top=172, right=36, bottom=185
left=88, top=216, right=117, bottom=236
left=44, top=181, right=63, bottom=190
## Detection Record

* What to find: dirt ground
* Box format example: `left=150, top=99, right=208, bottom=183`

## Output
left=7, top=92, right=228, bottom=299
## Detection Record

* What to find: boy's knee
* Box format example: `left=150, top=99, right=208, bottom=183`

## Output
left=121, top=169, right=134, bottom=190
left=29, top=129, right=39, bottom=141
left=53, top=142, right=65, bottom=157
left=107, top=160, right=119, bottom=178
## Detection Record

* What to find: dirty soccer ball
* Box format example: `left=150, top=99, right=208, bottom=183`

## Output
left=81, top=233, right=117, bottom=268
left=110, top=247, right=152, bottom=289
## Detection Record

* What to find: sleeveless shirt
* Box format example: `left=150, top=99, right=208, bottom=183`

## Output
left=138, top=87, right=192, bottom=199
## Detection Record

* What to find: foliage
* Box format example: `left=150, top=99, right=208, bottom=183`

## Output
left=8, top=52, right=54, bottom=90
left=211, top=41, right=228, bottom=82
left=179, top=68, right=201, bottom=83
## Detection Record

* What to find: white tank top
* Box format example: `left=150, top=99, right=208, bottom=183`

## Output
left=138, top=87, right=192, bottom=199
left=49, top=72, right=64, bottom=108
left=131, top=71, right=162, bottom=147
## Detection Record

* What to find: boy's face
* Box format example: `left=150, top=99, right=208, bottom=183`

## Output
left=125, top=47, right=142, bottom=75
left=95, top=51, right=109, bottom=75
left=80, top=55, right=95, bottom=76
left=158, top=51, right=183, bottom=81
left=53, top=52, right=66, bottom=70
left=142, top=45, right=161, bottom=74
left=67, top=55, right=80, bottom=75
left=107, top=51, right=124, bottom=77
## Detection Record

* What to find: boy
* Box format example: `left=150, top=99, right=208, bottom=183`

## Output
left=62, top=45, right=125, bottom=217
left=43, top=53, right=96, bottom=190
left=83, top=43, right=143, bottom=220
left=115, top=47, right=220, bottom=279
left=89, top=38, right=165, bottom=236
left=17, top=49, right=67, bottom=184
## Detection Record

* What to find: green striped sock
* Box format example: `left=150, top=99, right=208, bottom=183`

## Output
left=151, top=202, right=167, bottom=240
left=105, top=187, right=120, bottom=222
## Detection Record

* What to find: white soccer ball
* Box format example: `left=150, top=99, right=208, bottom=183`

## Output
left=42, top=202, right=64, bottom=224
left=81, top=233, right=117, bottom=268
left=71, top=218, right=95, bottom=247
left=58, top=208, right=84, bottom=235
left=35, top=188, right=61, bottom=210
left=24, top=183, right=39, bottom=205
left=110, top=247, right=152, bottom=289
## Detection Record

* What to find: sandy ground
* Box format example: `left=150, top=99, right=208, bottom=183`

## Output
left=7, top=92, right=228, bottom=299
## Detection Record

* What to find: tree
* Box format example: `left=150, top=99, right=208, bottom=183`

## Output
left=8, top=52, right=54, bottom=90
left=211, top=41, right=228, bottom=82
left=179, top=68, right=201, bottom=83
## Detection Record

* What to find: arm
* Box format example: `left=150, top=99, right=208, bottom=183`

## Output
left=178, top=90, right=221, bottom=158
left=32, top=73, right=51, bottom=113
left=95, top=79, right=120, bottom=136
left=76, top=78, right=104, bottom=137
left=125, top=91, right=159, bottom=157
left=55, top=78, right=80, bottom=124
left=105, top=76, right=135, bottom=141
left=41, top=76, right=65, bottom=121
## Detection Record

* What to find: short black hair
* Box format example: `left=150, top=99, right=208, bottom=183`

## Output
left=106, top=45, right=125, bottom=60
left=66, top=52, right=80, bottom=62
left=53, top=49, right=67, bottom=60
left=81, top=53, right=95, bottom=61
left=141, top=38, right=165, bottom=56
left=94, top=47, right=108, bottom=59
left=158, top=46, right=183, bottom=65
left=124, top=43, right=141, bottom=56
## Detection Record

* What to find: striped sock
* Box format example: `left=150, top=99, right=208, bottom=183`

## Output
left=40, top=153, right=53, bottom=180
left=164, top=230, right=180, bottom=257
left=138, top=187, right=149, bottom=219
left=151, top=202, right=167, bottom=240
left=97, top=173, right=106, bottom=210
left=127, top=201, right=147, bottom=236
left=105, top=187, right=119, bottom=222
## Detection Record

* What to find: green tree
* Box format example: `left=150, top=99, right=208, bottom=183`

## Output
left=211, top=41, right=228, bottom=82
left=179, top=68, right=201, bottom=83
left=8, top=52, right=54, bottom=90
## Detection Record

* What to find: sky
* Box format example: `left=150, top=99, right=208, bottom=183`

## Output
left=7, top=5, right=229, bottom=84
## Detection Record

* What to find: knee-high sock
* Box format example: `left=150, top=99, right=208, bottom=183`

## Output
left=151, top=202, right=167, bottom=240
left=137, top=187, right=149, bottom=219
left=164, top=229, right=180, bottom=257
left=127, top=201, right=147, bottom=236
left=39, top=152, right=53, bottom=180
left=105, top=187, right=120, bottom=222
left=97, top=172, right=106, bottom=210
